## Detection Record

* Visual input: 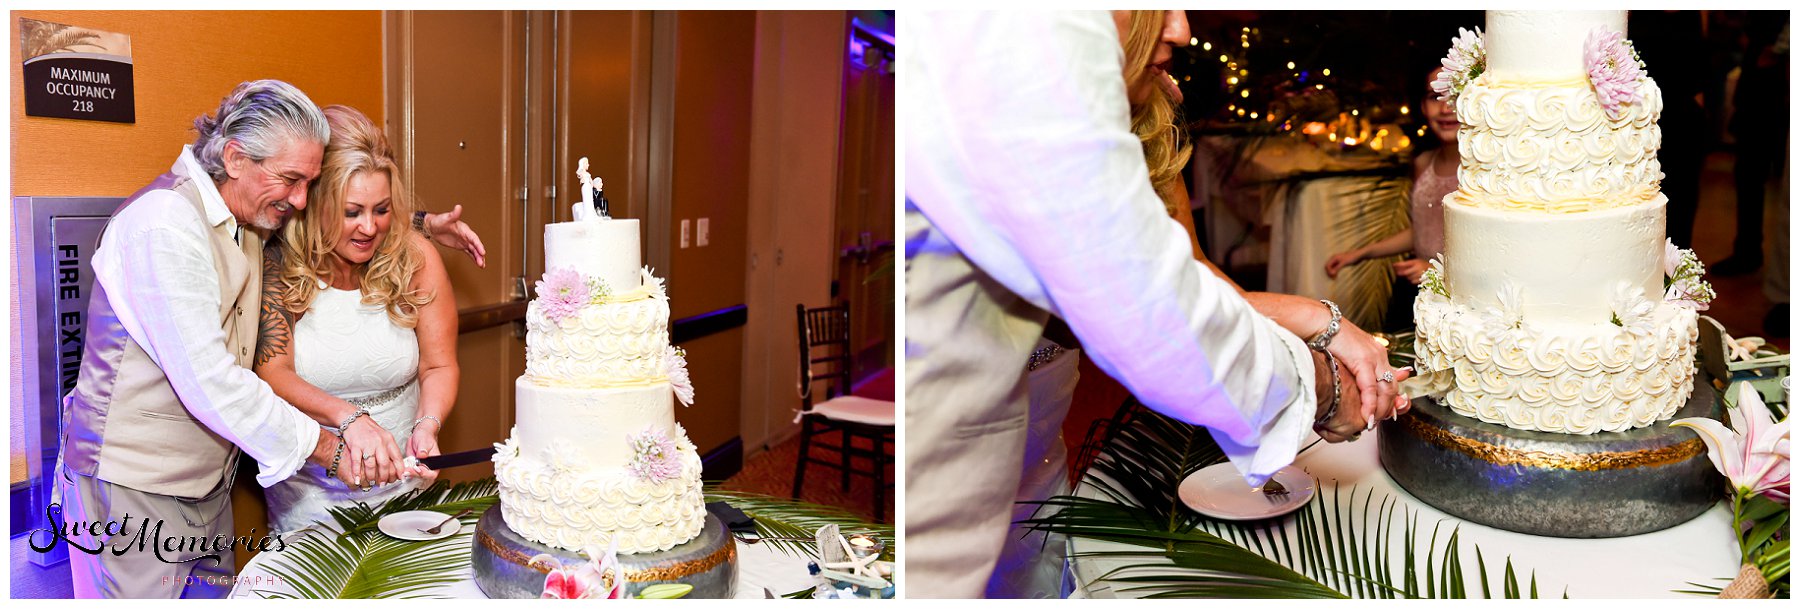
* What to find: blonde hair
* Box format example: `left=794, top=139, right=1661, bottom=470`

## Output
left=275, top=105, right=432, bottom=327
left=1122, top=10, right=1194, bottom=217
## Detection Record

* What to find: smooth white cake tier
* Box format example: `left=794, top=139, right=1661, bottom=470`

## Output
left=1452, top=76, right=1664, bottom=212
left=1486, top=10, right=1627, bottom=84
left=493, top=428, right=705, bottom=554
left=1443, top=197, right=1665, bottom=328
left=1411, top=290, right=1698, bottom=434
left=515, top=378, right=674, bottom=467
left=545, top=219, right=642, bottom=291
left=524, top=295, right=670, bottom=386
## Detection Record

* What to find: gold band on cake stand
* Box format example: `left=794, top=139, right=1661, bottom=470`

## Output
left=1377, top=373, right=1723, bottom=538
left=470, top=506, right=738, bottom=598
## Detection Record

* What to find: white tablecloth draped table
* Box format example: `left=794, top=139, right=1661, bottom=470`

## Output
left=1067, top=424, right=1741, bottom=599
left=229, top=524, right=818, bottom=599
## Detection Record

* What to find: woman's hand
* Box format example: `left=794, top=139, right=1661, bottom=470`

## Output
left=1324, top=248, right=1364, bottom=279
left=406, top=422, right=442, bottom=488
left=1393, top=258, right=1430, bottom=285
left=340, top=416, right=404, bottom=488
left=1312, top=352, right=1408, bottom=443
left=423, top=205, right=488, bottom=268
left=1325, top=318, right=1413, bottom=430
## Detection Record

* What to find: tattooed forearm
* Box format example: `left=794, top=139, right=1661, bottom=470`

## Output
left=255, top=246, right=296, bottom=368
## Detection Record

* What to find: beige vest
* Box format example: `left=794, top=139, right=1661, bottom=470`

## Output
left=61, top=172, right=263, bottom=499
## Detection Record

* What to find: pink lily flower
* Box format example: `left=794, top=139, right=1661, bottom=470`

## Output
left=1672, top=382, right=1790, bottom=504
left=532, top=542, right=626, bottom=599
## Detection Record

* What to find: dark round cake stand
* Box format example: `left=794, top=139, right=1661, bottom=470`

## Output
left=471, top=506, right=738, bottom=598
left=1378, top=375, right=1724, bottom=538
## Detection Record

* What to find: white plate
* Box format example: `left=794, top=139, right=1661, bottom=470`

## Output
left=1177, top=463, right=1316, bottom=521
left=377, top=510, right=463, bottom=541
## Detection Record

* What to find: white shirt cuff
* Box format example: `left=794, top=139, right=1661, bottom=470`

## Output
left=1211, top=319, right=1317, bottom=488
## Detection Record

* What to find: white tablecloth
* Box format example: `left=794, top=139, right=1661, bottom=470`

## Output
left=1067, top=425, right=1740, bottom=599
left=229, top=524, right=818, bottom=599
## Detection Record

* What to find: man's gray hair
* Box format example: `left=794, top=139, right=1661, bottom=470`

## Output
left=191, top=80, right=330, bottom=183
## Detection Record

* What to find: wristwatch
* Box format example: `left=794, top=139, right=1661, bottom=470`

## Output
left=412, top=210, right=429, bottom=232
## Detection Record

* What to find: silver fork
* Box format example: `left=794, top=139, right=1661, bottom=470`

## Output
left=1260, top=478, right=1290, bottom=503
left=418, top=508, right=473, bottom=535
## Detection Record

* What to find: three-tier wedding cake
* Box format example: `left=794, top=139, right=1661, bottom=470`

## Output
left=1410, top=10, right=1712, bottom=435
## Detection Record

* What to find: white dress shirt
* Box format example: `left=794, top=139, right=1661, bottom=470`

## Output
left=89, top=145, right=319, bottom=487
left=905, top=11, right=1316, bottom=486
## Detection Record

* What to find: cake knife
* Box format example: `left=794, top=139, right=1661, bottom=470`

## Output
left=414, top=447, right=498, bottom=470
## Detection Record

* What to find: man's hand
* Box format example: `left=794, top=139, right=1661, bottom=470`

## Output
left=309, top=430, right=364, bottom=488
left=424, top=205, right=487, bottom=268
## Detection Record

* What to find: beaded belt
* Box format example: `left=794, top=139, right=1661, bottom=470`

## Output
left=1026, top=344, right=1065, bottom=372
left=344, top=380, right=415, bottom=409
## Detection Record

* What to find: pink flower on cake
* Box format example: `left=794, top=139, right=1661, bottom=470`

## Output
left=665, top=346, right=695, bottom=406
left=1584, top=28, right=1646, bottom=120
left=1431, top=27, right=1485, bottom=107
left=536, top=267, right=589, bottom=325
left=628, top=426, right=683, bottom=484
left=1672, top=383, right=1790, bottom=505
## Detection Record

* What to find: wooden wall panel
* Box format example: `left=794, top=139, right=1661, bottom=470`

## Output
left=10, top=10, right=384, bottom=198
left=665, top=11, right=756, bottom=457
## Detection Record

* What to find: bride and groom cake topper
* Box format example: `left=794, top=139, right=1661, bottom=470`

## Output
left=574, top=157, right=610, bottom=221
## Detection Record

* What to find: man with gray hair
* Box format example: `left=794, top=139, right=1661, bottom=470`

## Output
left=53, top=79, right=483, bottom=598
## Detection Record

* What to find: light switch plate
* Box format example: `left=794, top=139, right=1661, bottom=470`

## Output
left=680, top=219, right=690, bottom=249
left=697, top=218, right=710, bottom=247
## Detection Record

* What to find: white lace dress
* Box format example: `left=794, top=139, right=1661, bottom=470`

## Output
left=263, top=286, right=423, bottom=535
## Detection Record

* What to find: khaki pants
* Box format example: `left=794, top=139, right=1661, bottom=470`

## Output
left=57, top=467, right=236, bottom=599
left=904, top=209, right=1049, bottom=598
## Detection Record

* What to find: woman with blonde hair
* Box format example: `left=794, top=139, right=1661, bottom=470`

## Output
left=254, top=105, right=460, bottom=534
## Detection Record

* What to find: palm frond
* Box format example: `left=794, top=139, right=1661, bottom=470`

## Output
left=1026, top=404, right=1554, bottom=598
left=253, top=479, right=497, bottom=599
left=703, top=488, right=895, bottom=562
left=251, top=478, right=882, bottom=598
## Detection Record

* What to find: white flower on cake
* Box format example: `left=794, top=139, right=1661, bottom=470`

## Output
left=1661, top=239, right=1715, bottom=310
left=545, top=439, right=581, bottom=475
left=1419, top=256, right=1450, bottom=298
left=640, top=266, right=668, bottom=302
left=585, top=275, right=614, bottom=305
left=665, top=345, right=695, bottom=406
left=493, top=431, right=521, bottom=465
left=1481, top=281, right=1525, bottom=335
left=1609, top=283, right=1655, bottom=337
left=1431, top=27, right=1485, bottom=107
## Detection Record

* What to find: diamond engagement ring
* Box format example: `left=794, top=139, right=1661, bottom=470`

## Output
left=362, top=453, right=374, bottom=461
left=1378, top=370, right=1396, bottom=384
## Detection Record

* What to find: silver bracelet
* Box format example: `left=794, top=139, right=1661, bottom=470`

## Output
left=1307, top=299, right=1342, bottom=352
left=1025, top=344, right=1065, bottom=371
left=333, top=408, right=370, bottom=436
left=412, top=415, right=443, bottom=432
left=1312, top=351, right=1341, bottom=433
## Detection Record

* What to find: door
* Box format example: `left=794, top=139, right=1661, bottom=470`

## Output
left=386, top=10, right=532, bottom=483
left=833, top=22, right=895, bottom=383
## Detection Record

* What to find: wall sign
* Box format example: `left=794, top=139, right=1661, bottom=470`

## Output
left=19, top=18, right=135, bottom=124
